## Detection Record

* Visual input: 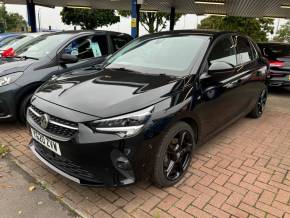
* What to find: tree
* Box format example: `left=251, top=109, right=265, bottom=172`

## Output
left=119, top=11, right=182, bottom=34
left=198, top=16, right=274, bottom=42
left=60, top=8, right=120, bottom=30
left=0, top=5, right=27, bottom=32
left=273, top=22, right=290, bottom=43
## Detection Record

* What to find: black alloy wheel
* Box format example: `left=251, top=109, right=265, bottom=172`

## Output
left=152, top=122, right=196, bottom=187
left=248, top=87, right=268, bottom=118
left=164, top=130, right=194, bottom=181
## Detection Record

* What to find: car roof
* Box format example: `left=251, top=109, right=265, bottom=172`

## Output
left=42, top=30, right=131, bottom=37
left=258, top=42, right=290, bottom=46
left=139, top=29, right=236, bottom=39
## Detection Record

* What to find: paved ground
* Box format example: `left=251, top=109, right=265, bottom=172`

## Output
left=0, top=88, right=290, bottom=218
left=0, top=158, right=77, bottom=218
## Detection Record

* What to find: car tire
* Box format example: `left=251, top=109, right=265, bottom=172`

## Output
left=152, top=121, right=196, bottom=187
left=19, top=94, right=33, bottom=124
left=248, top=87, right=268, bottom=119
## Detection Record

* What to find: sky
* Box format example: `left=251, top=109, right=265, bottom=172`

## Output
left=5, top=4, right=288, bottom=37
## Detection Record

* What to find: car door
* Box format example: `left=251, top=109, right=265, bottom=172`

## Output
left=196, top=34, right=241, bottom=138
left=234, top=36, right=265, bottom=111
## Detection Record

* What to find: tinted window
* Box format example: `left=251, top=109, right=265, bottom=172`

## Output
left=261, top=44, right=290, bottom=58
left=112, top=36, right=131, bottom=51
left=106, top=35, right=209, bottom=76
left=209, top=36, right=236, bottom=66
left=63, top=35, right=108, bottom=60
left=236, top=37, right=254, bottom=64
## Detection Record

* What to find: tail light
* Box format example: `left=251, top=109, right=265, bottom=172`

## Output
left=269, top=60, right=285, bottom=68
left=2, top=47, right=16, bottom=58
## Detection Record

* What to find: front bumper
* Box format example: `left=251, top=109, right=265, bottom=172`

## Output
left=0, top=83, right=19, bottom=121
left=26, top=106, right=156, bottom=186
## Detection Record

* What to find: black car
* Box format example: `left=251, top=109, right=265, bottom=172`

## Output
left=0, top=31, right=132, bottom=122
left=258, top=42, right=290, bottom=87
left=27, top=30, right=268, bottom=187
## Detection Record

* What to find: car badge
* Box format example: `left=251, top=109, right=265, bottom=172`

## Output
left=40, top=114, right=50, bottom=129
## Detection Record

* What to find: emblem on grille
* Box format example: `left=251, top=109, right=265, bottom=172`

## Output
left=40, top=114, right=50, bottom=129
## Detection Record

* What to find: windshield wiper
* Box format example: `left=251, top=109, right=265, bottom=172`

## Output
left=4, top=55, right=39, bottom=60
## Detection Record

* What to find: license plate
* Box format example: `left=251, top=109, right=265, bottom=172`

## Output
left=31, top=128, right=61, bottom=156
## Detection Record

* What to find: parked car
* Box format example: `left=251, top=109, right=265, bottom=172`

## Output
left=0, top=30, right=132, bottom=122
left=258, top=42, right=290, bottom=87
left=0, top=33, right=20, bottom=47
left=26, top=30, right=268, bottom=187
left=0, top=32, right=48, bottom=61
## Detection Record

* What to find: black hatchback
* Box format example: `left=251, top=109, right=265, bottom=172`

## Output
left=0, top=31, right=132, bottom=122
left=27, top=31, right=268, bottom=187
left=258, top=42, right=290, bottom=87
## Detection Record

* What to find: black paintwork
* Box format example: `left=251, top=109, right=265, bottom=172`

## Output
left=0, top=31, right=132, bottom=121
left=258, top=42, right=290, bottom=87
left=27, top=30, right=268, bottom=186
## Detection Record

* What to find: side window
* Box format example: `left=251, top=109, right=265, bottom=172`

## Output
left=236, top=37, right=255, bottom=65
left=91, top=35, right=108, bottom=57
left=62, top=35, right=108, bottom=60
left=208, top=37, right=236, bottom=67
left=63, top=36, right=94, bottom=60
left=250, top=42, right=259, bottom=59
left=112, top=36, right=131, bottom=51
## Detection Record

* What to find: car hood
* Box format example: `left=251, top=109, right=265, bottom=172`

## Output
left=35, top=68, right=181, bottom=118
left=0, top=59, right=36, bottom=76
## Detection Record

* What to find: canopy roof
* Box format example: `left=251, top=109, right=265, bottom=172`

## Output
left=4, top=0, right=290, bottom=18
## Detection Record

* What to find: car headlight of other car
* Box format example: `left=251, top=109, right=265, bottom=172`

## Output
left=0, top=72, right=23, bottom=87
left=92, top=105, right=155, bottom=138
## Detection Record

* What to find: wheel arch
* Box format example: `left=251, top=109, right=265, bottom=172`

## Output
left=179, top=117, right=200, bottom=145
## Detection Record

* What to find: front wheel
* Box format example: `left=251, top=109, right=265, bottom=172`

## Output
left=19, top=94, right=33, bottom=124
left=248, top=87, right=268, bottom=119
left=152, top=122, right=196, bottom=187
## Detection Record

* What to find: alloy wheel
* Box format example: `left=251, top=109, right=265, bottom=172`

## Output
left=163, top=130, right=194, bottom=181
left=257, top=89, right=267, bottom=114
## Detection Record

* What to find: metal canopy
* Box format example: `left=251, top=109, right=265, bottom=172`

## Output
left=3, top=0, right=290, bottom=18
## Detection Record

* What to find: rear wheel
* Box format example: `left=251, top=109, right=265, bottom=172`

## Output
left=19, top=94, right=33, bottom=123
left=152, top=122, right=196, bottom=187
left=248, top=87, right=268, bottom=118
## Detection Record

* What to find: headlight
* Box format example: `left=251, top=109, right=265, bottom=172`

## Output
left=0, top=72, right=23, bottom=87
left=91, top=105, right=154, bottom=138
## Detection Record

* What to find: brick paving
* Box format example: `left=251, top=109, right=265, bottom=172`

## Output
left=1, top=93, right=290, bottom=218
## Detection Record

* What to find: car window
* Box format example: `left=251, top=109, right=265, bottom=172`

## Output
left=15, top=34, right=75, bottom=59
left=63, top=35, right=108, bottom=60
left=236, top=37, right=255, bottom=65
left=1, top=35, right=34, bottom=50
left=250, top=41, right=259, bottom=59
left=112, top=36, right=131, bottom=51
left=0, top=35, right=25, bottom=48
left=208, top=36, right=236, bottom=66
left=261, top=44, right=290, bottom=58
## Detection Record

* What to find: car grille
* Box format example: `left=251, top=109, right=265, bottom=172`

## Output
left=28, top=105, right=78, bottom=138
left=34, top=142, right=101, bottom=184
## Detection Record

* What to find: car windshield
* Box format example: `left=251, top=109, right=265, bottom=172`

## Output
left=15, top=34, right=74, bottom=59
left=263, top=44, right=290, bottom=58
left=106, top=35, right=209, bottom=76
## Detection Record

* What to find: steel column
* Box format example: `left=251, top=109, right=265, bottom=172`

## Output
left=170, top=7, right=176, bottom=31
left=26, top=0, right=37, bottom=32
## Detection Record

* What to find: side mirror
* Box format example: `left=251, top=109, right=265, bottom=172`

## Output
left=208, top=61, right=236, bottom=75
left=59, top=54, right=78, bottom=64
